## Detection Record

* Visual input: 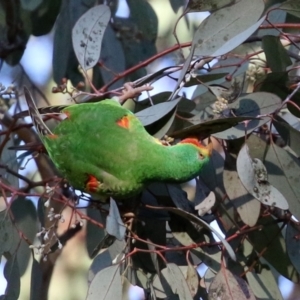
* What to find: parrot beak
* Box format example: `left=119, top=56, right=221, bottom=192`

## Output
left=207, top=140, right=213, bottom=156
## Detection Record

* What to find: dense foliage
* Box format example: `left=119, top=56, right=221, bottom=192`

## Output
left=1, top=0, right=300, bottom=299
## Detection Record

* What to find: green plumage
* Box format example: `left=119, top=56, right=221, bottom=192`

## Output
left=25, top=89, right=210, bottom=197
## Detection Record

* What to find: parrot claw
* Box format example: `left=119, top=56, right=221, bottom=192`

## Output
left=118, top=82, right=153, bottom=103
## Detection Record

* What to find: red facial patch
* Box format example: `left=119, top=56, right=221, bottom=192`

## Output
left=117, top=115, right=130, bottom=129
left=47, top=134, right=59, bottom=139
left=179, top=138, right=204, bottom=148
left=85, top=175, right=100, bottom=193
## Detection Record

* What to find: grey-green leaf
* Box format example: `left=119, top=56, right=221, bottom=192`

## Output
left=135, top=98, right=181, bottom=126
left=223, top=167, right=260, bottom=227
left=237, top=144, right=289, bottom=210
left=213, top=92, right=282, bottom=140
left=286, top=222, right=300, bottom=274
left=21, top=0, right=43, bottom=11
left=3, top=254, right=21, bottom=300
left=106, top=199, right=126, bottom=241
left=280, top=0, right=300, bottom=18
left=86, top=265, right=121, bottom=300
left=192, top=0, right=265, bottom=57
left=208, top=268, right=256, bottom=300
left=167, top=263, right=193, bottom=300
left=72, top=5, right=111, bottom=71
left=186, top=0, right=235, bottom=12
left=246, top=267, right=283, bottom=300
left=262, top=35, right=292, bottom=72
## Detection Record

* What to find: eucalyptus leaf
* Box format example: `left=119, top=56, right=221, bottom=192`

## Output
left=11, top=197, right=37, bottom=275
left=213, top=92, right=281, bottom=139
left=273, top=115, right=300, bottom=157
left=248, top=215, right=299, bottom=282
left=192, top=0, right=265, bottom=57
left=135, top=98, right=181, bottom=126
left=21, top=0, right=43, bottom=11
left=280, top=0, right=300, bottom=18
left=262, top=35, right=292, bottom=72
left=72, top=5, right=111, bottom=71
left=106, top=198, right=126, bottom=240
left=186, top=261, right=199, bottom=297
left=86, top=265, right=122, bottom=300
left=146, top=205, right=236, bottom=261
left=285, top=222, right=300, bottom=274
left=223, top=166, right=260, bottom=227
left=3, top=254, right=21, bottom=300
left=246, top=267, right=283, bottom=300
left=209, top=268, right=256, bottom=300
left=167, top=263, right=194, bottom=300
left=186, top=0, right=235, bottom=12
left=30, top=259, right=42, bottom=300
left=237, top=144, right=289, bottom=210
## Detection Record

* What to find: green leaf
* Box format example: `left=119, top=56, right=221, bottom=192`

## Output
left=186, top=261, right=199, bottom=297
left=153, top=110, right=176, bottom=139
left=265, top=143, right=300, bottom=220
left=192, top=0, right=265, bottom=57
left=223, top=161, right=260, bottom=227
left=186, top=0, right=235, bottom=12
left=257, top=8, right=287, bottom=37
left=106, top=199, right=126, bottom=241
left=53, top=0, right=95, bottom=85
left=280, top=0, right=300, bottom=18
left=86, top=265, right=122, bottom=300
left=3, top=254, right=20, bottom=300
left=248, top=135, right=300, bottom=221
left=167, top=263, right=194, bottom=300
left=30, top=258, right=42, bottom=300
left=170, top=0, right=185, bottom=13
left=152, top=268, right=180, bottom=299
left=30, top=0, right=62, bottom=36
left=0, top=128, right=19, bottom=189
left=88, top=250, right=112, bottom=285
left=171, top=116, right=259, bottom=139
left=246, top=267, right=283, bottom=300
left=135, top=98, right=180, bottom=126
left=273, top=115, right=300, bottom=157
left=213, top=92, right=282, bottom=139
left=248, top=216, right=299, bottom=282
left=21, top=0, right=43, bottom=11
left=204, top=268, right=216, bottom=290
left=72, top=5, right=111, bottom=71
left=147, top=205, right=236, bottom=261
left=184, top=72, right=229, bottom=87
left=286, top=222, right=300, bottom=274
left=0, top=209, right=19, bottom=257
left=208, top=267, right=256, bottom=300
left=96, top=24, right=125, bottom=90
left=237, top=144, right=289, bottom=210
left=11, top=197, right=37, bottom=275
left=126, top=0, right=158, bottom=41
left=199, top=149, right=225, bottom=203
left=86, top=207, right=106, bottom=258
left=262, top=36, right=292, bottom=72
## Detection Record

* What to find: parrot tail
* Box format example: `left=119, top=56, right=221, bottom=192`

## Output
left=24, top=87, right=53, bottom=137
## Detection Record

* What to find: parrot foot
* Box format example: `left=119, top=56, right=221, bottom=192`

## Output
left=118, top=82, right=153, bottom=103
left=160, top=135, right=174, bottom=146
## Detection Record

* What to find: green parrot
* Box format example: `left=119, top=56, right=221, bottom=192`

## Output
left=24, top=88, right=211, bottom=198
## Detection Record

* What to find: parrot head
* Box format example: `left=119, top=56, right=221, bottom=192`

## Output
left=179, top=138, right=212, bottom=162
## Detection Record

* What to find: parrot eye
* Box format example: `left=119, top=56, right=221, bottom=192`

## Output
left=198, top=153, right=204, bottom=160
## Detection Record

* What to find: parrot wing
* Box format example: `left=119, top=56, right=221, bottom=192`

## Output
left=24, top=87, right=53, bottom=137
